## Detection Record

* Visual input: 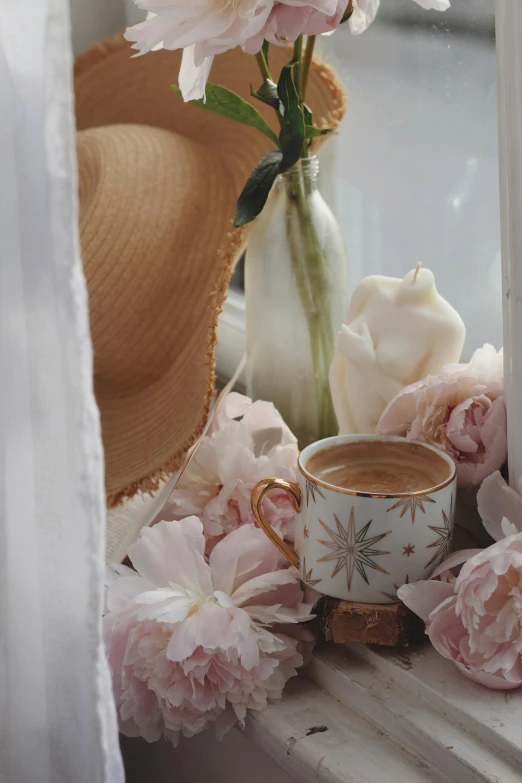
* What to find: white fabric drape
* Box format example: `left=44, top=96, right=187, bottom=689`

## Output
left=0, top=1, right=124, bottom=781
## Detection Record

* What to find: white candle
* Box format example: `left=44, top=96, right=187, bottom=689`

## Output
left=329, top=266, right=466, bottom=434
left=496, top=0, right=522, bottom=489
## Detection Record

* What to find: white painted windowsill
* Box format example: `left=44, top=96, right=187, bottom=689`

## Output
left=246, top=642, right=522, bottom=783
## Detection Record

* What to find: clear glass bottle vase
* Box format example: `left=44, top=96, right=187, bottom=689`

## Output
left=245, top=156, right=348, bottom=447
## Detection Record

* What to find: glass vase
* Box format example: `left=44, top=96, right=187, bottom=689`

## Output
left=245, top=156, right=348, bottom=447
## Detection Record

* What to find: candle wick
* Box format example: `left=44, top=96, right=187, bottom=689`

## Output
left=413, top=262, right=422, bottom=283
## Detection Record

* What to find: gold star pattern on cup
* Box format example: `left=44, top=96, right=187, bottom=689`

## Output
left=403, top=543, right=415, bottom=557
left=381, top=574, right=410, bottom=603
left=303, top=526, right=309, bottom=539
left=318, top=507, right=391, bottom=592
left=425, top=499, right=454, bottom=568
left=305, top=478, right=325, bottom=506
left=387, top=493, right=435, bottom=524
left=302, top=557, right=322, bottom=588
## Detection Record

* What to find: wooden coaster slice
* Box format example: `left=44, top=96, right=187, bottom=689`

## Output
left=318, top=597, right=425, bottom=648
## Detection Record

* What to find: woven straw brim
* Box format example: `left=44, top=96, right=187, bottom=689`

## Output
left=74, top=34, right=346, bottom=507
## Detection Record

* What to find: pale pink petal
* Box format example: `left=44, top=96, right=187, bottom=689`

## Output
left=282, top=0, right=339, bottom=14
left=446, top=397, right=489, bottom=454
left=377, top=378, right=427, bottom=435
left=477, top=471, right=522, bottom=541
left=166, top=603, right=231, bottom=662
left=179, top=46, right=214, bottom=101
left=211, top=392, right=252, bottom=433
left=398, top=579, right=454, bottom=622
left=105, top=563, right=138, bottom=588
left=247, top=603, right=314, bottom=624
left=124, top=13, right=172, bottom=55
left=275, top=624, right=316, bottom=665
left=135, top=587, right=186, bottom=603
left=431, top=549, right=483, bottom=578
left=135, top=590, right=195, bottom=624
left=128, top=519, right=212, bottom=595
left=232, top=569, right=300, bottom=607
left=265, top=5, right=310, bottom=41
left=457, top=534, right=522, bottom=583
left=213, top=590, right=236, bottom=608
left=413, top=0, right=450, bottom=9
left=454, top=661, right=522, bottom=690
left=242, top=398, right=297, bottom=452
left=427, top=596, right=467, bottom=661
left=251, top=426, right=287, bottom=458
left=179, top=516, right=208, bottom=557
left=349, top=0, right=380, bottom=33
left=501, top=518, right=519, bottom=538
left=456, top=398, right=507, bottom=487
left=247, top=576, right=304, bottom=611
left=210, top=524, right=284, bottom=595
left=106, top=575, right=155, bottom=612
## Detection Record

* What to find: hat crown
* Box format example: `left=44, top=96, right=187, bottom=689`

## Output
left=78, top=124, right=229, bottom=393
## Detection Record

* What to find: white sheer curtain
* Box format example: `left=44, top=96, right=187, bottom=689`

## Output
left=0, top=1, right=123, bottom=781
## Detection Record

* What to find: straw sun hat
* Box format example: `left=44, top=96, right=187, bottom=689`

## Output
left=74, top=33, right=346, bottom=508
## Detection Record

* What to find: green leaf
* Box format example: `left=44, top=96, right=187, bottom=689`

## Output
left=235, top=151, right=283, bottom=227
left=250, top=79, right=280, bottom=110
left=303, top=103, right=313, bottom=127
left=171, top=83, right=279, bottom=147
left=277, top=64, right=305, bottom=172
left=305, top=125, right=332, bottom=139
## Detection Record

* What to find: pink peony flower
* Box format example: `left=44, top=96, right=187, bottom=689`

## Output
left=378, top=344, right=507, bottom=488
left=399, top=535, right=522, bottom=690
left=105, top=517, right=314, bottom=744
left=125, top=0, right=348, bottom=101
left=167, top=392, right=298, bottom=550
left=348, top=0, right=450, bottom=35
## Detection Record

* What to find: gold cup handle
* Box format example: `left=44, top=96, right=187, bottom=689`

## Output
left=251, top=478, right=301, bottom=569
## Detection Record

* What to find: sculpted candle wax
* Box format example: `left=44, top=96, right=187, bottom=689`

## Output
left=329, top=265, right=466, bottom=435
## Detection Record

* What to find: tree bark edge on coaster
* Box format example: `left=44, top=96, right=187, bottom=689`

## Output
left=317, top=596, right=425, bottom=648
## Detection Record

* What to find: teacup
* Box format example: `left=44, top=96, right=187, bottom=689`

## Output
left=251, top=434, right=456, bottom=603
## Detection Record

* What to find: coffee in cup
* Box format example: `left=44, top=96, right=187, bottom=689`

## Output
left=306, top=439, right=450, bottom=495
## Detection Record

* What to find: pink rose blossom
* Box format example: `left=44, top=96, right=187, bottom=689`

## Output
left=378, top=345, right=507, bottom=488
left=167, top=392, right=298, bottom=550
left=348, top=0, right=450, bottom=35
left=125, top=0, right=348, bottom=101
left=105, top=518, right=313, bottom=744
left=399, top=535, right=522, bottom=690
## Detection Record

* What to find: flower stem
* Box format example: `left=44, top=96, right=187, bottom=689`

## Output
left=293, top=35, right=303, bottom=97
left=255, top=49, right=271, bottom=82
left=300, top=35, right=316, bottom=104
left=286, top=164, right=338, bottom=440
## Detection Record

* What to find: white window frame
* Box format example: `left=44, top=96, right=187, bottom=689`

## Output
left=496, top=0, right=522, bottom=489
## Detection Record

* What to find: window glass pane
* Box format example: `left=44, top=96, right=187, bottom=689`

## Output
left=318, top=0, right=499, bottom=360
